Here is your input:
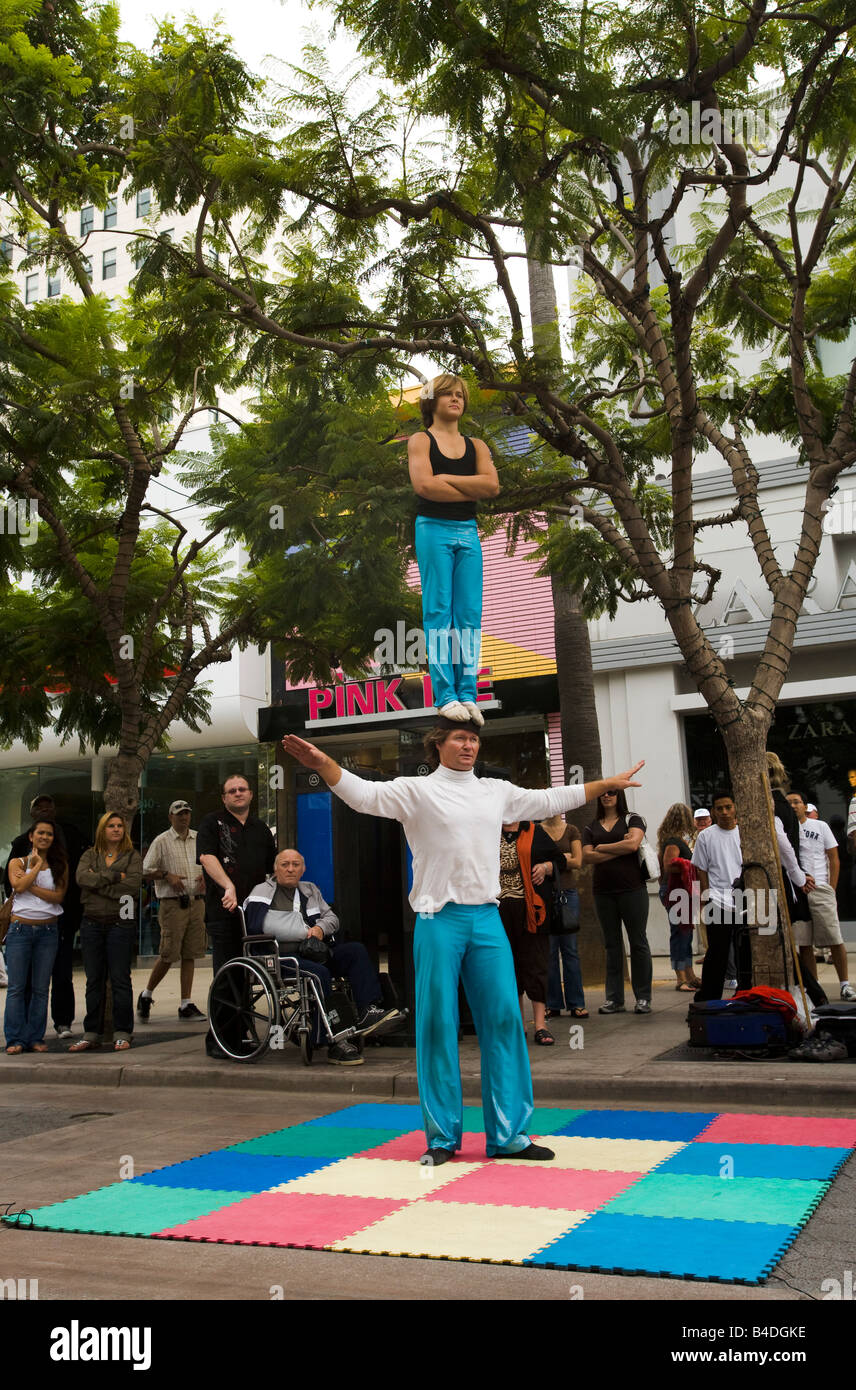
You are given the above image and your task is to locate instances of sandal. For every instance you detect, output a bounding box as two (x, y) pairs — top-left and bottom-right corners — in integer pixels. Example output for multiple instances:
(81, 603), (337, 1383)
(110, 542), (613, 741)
(30, 1042), (49, 1052)
(533, 1028), (555, 1046)
(688, 976), (702, 989)
(570, 1007), (589, 1018)
(5, 1044), (24, 1055)
(114, 1039), (131, 1051)
(675, 983), (695, 992)
(68, 1039), (99, 1052)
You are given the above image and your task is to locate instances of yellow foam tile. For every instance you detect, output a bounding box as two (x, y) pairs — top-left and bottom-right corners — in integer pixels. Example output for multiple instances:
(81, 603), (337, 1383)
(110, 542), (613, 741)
(271, 1157), (485, 1200)
(330, 1201), (589, 1262)
(531, 1137), (686, 1172)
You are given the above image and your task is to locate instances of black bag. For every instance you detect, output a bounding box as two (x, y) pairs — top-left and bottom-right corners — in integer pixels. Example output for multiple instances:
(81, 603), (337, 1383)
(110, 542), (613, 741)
(297, 936), (332, 966)
(550, 881), (580, 935)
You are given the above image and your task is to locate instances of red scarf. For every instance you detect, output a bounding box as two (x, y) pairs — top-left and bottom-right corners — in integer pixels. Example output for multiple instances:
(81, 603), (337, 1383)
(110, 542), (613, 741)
(515, 823), (547, 934)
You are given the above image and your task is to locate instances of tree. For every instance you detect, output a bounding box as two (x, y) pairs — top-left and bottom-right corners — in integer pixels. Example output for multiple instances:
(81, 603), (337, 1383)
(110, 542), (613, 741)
(119, 0), (856, 984)
(0, 0), (414, 815)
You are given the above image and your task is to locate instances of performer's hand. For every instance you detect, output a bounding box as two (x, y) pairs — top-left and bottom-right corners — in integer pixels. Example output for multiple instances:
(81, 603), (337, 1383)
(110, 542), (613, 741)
(608, 759), (645, 790)
(282, 735), (327, 770)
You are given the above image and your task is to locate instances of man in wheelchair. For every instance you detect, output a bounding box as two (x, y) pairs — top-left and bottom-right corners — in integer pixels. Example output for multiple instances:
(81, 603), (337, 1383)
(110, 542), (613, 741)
(244, 849), (403, 1065)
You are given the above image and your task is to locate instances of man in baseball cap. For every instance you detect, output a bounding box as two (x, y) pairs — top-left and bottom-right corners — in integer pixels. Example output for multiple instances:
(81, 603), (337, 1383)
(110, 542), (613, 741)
(139, 802), (207, 1021)
(693, 808), (711, 830)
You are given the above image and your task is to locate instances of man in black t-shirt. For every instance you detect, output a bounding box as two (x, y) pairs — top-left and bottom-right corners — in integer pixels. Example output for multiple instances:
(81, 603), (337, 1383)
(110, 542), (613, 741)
(196, 774), (276, 1055)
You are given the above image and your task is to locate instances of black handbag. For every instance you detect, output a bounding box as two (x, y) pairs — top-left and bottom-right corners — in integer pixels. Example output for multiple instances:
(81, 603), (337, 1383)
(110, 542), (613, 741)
(296, 936), (332, 966)
(550, 881), (580, 935)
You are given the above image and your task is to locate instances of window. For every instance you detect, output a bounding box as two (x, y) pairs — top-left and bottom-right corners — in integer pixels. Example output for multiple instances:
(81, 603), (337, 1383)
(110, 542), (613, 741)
(80, 206), (94, 236)
(131, 240), (149, 270)
(102, 247), (117, 280)
(25, 273), (38, 304)
(82, 255), (93, 281)
(47, 271), (61, 297)
(160, 227), (174, 242)
(27, 231), (39, 252)
(135, 189), (152, 218)
(0, 235), (12, 266)
(103, 197), (117, 230)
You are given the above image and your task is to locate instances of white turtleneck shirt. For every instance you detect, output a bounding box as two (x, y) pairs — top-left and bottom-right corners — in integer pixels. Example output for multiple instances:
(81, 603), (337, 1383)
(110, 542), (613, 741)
(332, 765), (587, 914)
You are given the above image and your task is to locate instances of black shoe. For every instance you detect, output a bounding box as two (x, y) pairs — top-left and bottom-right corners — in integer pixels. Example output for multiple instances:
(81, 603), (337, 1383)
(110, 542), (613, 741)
(136, 992), (152, 1021)
(419, 1147), (456, 1166)
(357, 1003), (404, 1038)
(327, 1041), (364, 1066)
(178, 1002), (206, 1021)
(634, 1000), (652, 1015)
(493, 1143), (555, 1161)
(598, 1000), (626, 1014)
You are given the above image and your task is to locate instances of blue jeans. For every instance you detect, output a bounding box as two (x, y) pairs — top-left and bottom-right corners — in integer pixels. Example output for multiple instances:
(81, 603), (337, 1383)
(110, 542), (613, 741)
(414, 903), (532, 1156)
(669, 921), (694, 972)
(4, 920), (59, 1047)
(80, 918), (134, 1042)
(547, 891), (584, 1009)
(414, 516), (483, 707)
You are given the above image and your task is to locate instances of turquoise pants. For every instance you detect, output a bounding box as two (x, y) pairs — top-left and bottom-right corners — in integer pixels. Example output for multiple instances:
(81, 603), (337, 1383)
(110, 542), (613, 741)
(414, 902), (533, 1155)
(414, 516), (482, 707)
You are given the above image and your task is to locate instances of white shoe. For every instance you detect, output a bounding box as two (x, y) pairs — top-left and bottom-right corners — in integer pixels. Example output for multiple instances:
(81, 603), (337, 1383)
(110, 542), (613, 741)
(840, 984), (856, 1002)
(463, 702), (484, 727)
(725, 978), (738, 991)
(437, 701), (470, 721)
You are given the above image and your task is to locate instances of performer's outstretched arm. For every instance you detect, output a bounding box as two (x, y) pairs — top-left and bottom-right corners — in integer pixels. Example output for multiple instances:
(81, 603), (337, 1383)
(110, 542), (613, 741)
(504, 761), (645, 823)
(282, 735), (343, 786)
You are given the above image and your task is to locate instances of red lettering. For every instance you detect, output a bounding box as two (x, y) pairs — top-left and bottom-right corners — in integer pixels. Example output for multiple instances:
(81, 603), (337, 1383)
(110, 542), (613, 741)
(376, 677), (404, 712)
(476, 666), (494, 702)
(346, 682), (376, 717)
(422, 673), (433, 707)
(308, 689), (333, 720)
(334, 685), (346, 717)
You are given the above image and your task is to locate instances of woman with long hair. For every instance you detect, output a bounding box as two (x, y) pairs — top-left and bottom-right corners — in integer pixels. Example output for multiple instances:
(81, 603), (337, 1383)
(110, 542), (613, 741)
(408, 375), (499, 724)
(70, 812), (143, 1052)
(4, 819), (68, 1053)
(656, 803), (700, 992)
(582, 789), (653, 1014)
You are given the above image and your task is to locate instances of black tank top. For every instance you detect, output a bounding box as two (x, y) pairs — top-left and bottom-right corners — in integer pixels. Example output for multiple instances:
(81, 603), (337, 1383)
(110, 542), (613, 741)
(414, 431), (478, 521)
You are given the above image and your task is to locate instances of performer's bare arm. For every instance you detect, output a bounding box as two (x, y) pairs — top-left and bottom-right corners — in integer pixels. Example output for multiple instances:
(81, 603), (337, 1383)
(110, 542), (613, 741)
(436, 438), (500, 498)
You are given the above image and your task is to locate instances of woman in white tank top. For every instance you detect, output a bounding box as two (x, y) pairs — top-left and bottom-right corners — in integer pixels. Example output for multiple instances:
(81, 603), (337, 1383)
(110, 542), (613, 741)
(4, 819), (68, 1053)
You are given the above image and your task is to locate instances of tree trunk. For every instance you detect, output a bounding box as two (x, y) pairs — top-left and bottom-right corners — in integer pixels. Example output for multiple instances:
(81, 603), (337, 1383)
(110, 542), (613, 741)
(721, 717), (789, 988)
(526, 252), (611, 988)
(104, 751), (144, 820)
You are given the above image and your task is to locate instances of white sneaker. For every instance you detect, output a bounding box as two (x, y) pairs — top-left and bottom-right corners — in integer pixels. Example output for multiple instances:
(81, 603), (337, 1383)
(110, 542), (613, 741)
(437, 701), (470, 721)
(725, 978), (738, 991)
(463, 701), (484, 727)
(840, 984), (856, 1002)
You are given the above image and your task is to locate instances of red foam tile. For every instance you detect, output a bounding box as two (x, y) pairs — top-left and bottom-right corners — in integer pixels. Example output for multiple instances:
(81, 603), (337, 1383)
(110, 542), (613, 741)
(420, 1165), (644, 1210)
(355, 1131), (488, 1161)
(699, 1114), (856, 1149)
(155, 1192), (406, 1247)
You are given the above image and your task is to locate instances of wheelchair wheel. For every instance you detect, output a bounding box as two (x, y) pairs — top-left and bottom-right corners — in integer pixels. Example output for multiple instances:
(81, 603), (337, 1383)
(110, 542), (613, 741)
(298, 1026), (313, 1066)
(208, 958), (280, 1062)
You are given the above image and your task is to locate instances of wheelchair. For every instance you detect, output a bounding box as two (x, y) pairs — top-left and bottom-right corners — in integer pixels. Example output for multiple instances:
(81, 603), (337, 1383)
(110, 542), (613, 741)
(207, 910), (378, 1065)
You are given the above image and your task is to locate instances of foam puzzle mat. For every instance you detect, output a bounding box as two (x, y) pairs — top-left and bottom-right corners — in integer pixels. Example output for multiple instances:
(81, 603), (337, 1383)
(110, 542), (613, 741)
(8, 1104), (856, 1284)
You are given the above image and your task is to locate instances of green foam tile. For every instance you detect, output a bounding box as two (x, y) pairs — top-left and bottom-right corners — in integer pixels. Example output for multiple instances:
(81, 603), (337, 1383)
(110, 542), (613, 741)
(27, 1183), (253, 1237)
(603, 1173), (829, 1227)
(226, 1127), (404, 1158)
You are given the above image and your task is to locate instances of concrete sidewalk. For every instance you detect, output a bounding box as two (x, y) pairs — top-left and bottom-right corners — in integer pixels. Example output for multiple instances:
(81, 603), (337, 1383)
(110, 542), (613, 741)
(2, 960), (855, 1110)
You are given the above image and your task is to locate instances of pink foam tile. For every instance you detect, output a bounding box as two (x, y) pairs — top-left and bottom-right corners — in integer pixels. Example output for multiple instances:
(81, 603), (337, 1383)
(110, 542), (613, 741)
(155, 1191), (407, 1248)
(354, 1131), (488, 1162)
(699, 1114), (856, 1149)
(420, 1164), (644, 1210)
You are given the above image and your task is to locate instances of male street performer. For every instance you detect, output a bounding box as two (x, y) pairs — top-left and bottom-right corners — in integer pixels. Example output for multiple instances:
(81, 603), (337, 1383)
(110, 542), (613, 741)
(283, 722), (643, 1165)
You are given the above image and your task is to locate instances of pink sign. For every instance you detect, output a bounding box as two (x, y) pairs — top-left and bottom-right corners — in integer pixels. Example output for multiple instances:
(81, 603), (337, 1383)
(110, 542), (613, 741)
(306, 669), (495, 724)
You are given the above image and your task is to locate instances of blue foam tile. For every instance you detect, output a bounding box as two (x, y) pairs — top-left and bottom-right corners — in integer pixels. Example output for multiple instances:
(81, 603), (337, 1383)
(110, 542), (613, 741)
(299, 1104), (424, 1130)
(525, 1212), (799, 1284)
(130, 1153), (329, 1191)
(657, 1142), (852, 1183)
(554, 1110), (719, 1142)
